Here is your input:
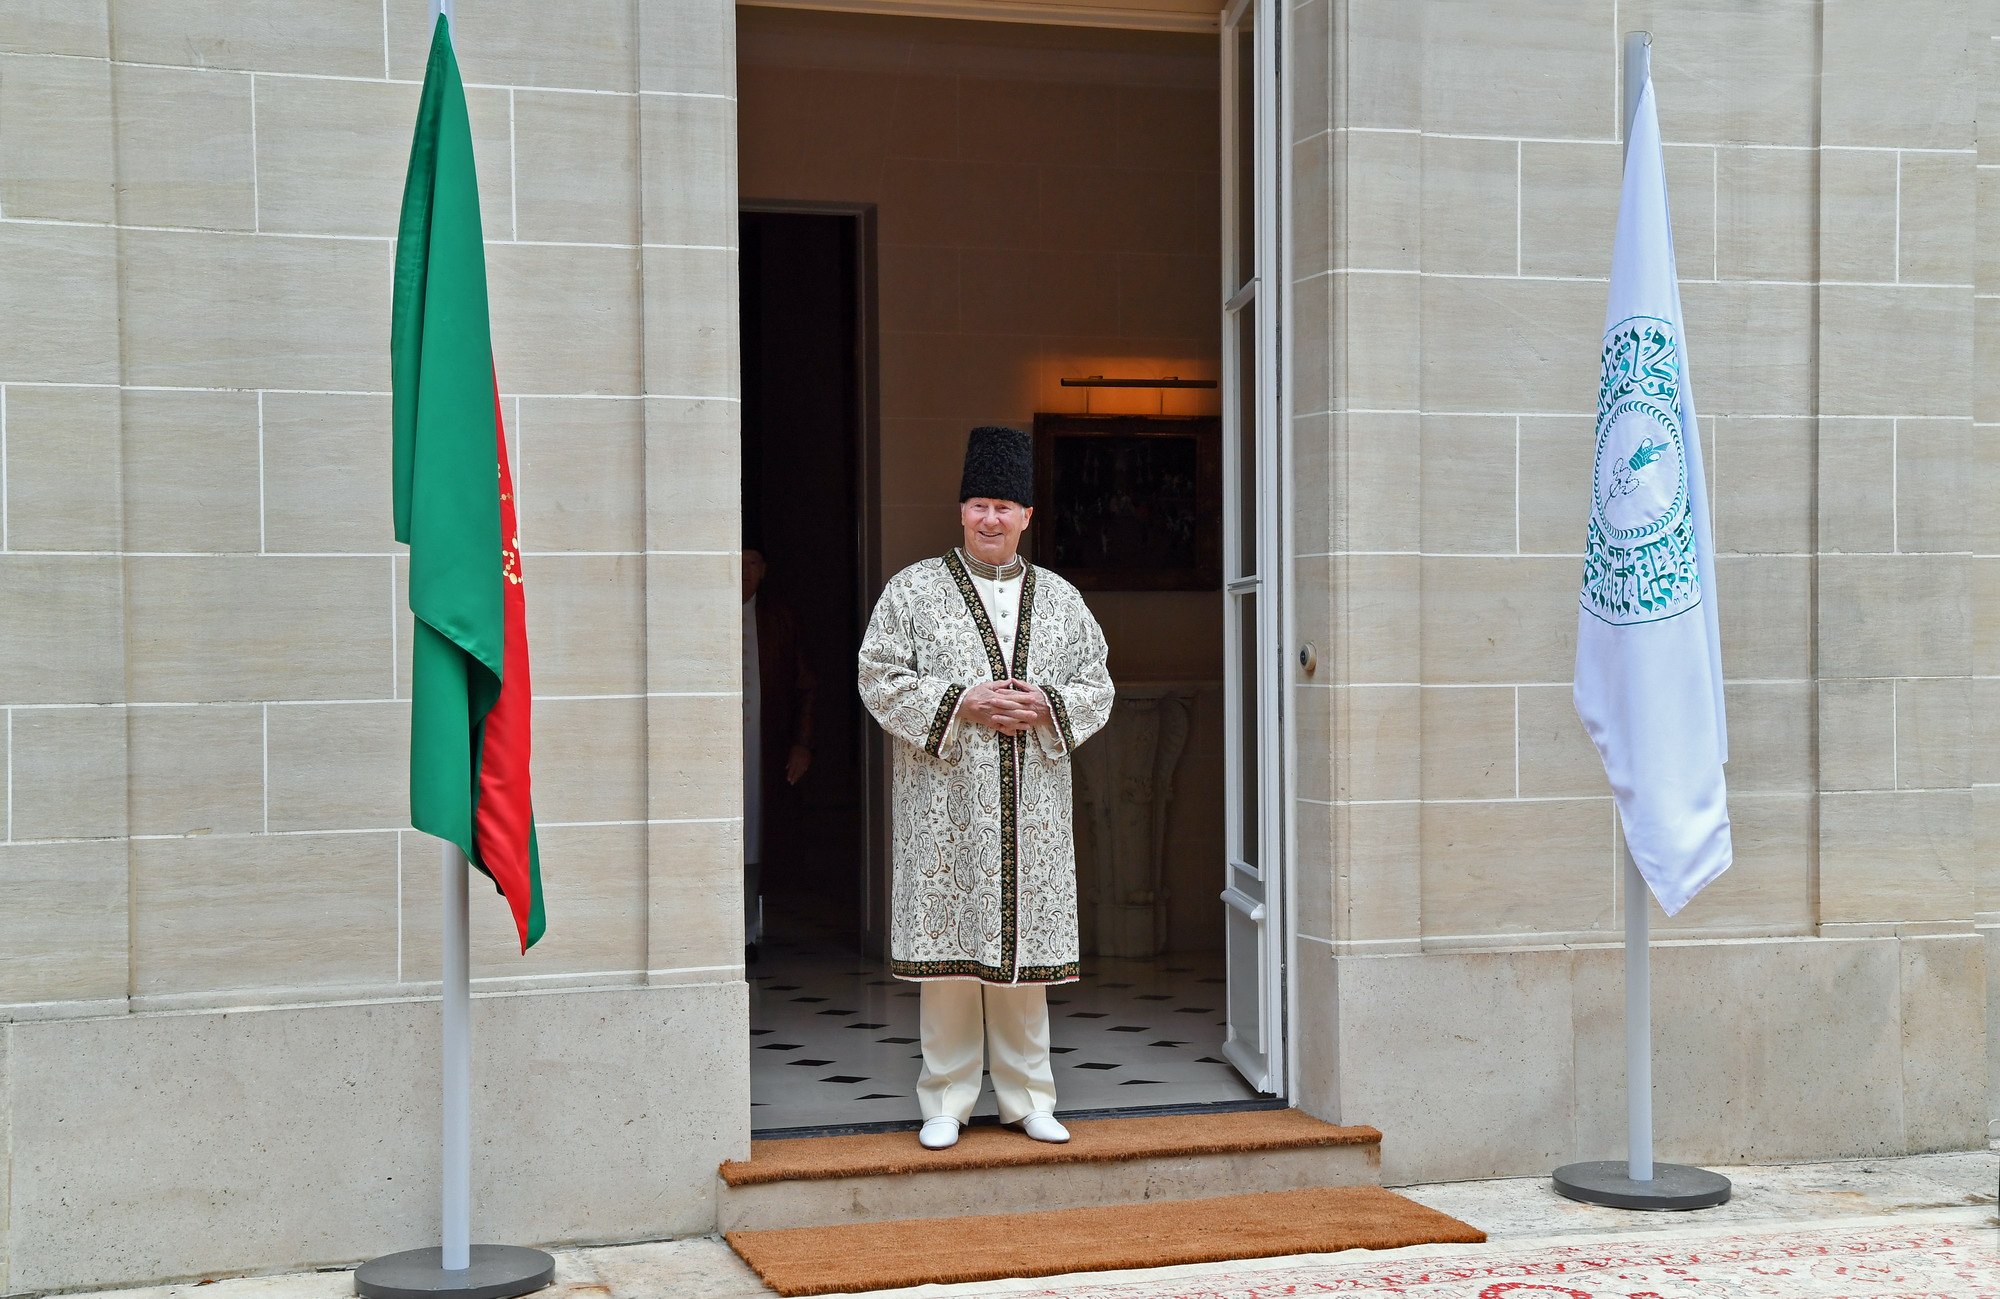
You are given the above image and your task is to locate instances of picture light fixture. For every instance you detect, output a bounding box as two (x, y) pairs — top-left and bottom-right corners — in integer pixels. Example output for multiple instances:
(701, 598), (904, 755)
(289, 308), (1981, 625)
(1059, 376), (1218, 389)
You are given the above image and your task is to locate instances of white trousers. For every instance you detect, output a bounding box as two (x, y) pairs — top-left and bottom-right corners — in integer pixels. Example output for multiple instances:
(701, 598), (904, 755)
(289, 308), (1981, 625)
(916, 980), (1058, 1124)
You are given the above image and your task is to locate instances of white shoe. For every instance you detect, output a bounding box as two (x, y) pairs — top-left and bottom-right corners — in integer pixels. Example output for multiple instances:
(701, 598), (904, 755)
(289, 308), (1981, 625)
(1019, 1112), (1069, 1143)
(918, 1117), (961, 1150)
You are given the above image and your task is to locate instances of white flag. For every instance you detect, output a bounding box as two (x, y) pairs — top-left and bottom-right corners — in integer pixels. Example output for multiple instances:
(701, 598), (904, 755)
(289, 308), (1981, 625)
(1573, 73), (1731, 917)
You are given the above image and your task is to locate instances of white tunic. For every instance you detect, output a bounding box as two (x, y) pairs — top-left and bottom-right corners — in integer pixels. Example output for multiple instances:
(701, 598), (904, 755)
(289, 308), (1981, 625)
(969, 561), (1021, 673)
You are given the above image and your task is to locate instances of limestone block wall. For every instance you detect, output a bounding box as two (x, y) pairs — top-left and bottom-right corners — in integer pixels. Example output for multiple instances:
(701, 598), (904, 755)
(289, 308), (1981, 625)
(1288, 0), (1991, 1181)
(0, 1), (745, 1289)
(1974, 4), (2000, 1150)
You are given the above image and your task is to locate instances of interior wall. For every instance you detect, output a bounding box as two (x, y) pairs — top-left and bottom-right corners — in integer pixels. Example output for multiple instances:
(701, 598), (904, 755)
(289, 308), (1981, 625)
(737, 7), (1227, 949)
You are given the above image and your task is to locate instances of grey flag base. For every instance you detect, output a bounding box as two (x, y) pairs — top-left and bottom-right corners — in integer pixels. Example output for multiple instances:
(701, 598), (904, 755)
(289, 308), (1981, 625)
(354, 1246), (555, 1299)
(355, 846), (553, 1299)
(1552, 1161), (1732, 1211)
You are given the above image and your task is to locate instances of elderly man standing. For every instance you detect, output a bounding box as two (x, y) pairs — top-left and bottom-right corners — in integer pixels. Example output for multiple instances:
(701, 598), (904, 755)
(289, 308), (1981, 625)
(858, 426), (1114, 1150)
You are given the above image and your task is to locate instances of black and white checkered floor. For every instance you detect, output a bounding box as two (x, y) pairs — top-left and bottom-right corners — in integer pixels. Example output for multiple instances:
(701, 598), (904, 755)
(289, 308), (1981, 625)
(748, 942), (1261, 1131)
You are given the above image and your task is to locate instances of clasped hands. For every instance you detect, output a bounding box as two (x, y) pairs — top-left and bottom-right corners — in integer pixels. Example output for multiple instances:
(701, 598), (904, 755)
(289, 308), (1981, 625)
(959, 679), (1053, 736)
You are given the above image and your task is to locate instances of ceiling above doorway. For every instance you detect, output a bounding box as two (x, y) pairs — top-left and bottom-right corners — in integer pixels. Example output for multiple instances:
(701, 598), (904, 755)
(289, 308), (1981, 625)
(737, 0), (1224, 35)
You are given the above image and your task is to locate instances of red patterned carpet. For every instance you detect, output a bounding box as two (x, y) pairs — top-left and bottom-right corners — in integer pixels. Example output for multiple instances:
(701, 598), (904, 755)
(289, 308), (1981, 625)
(975, 1217), (2000, 1299)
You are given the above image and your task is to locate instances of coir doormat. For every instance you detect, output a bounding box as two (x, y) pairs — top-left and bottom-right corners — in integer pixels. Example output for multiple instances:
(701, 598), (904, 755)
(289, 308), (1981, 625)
(725, 1184), (1484, 1296)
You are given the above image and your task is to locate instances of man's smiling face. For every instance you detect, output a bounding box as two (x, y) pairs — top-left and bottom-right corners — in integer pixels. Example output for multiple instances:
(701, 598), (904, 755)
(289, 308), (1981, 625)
(961, 497), (1032, 565)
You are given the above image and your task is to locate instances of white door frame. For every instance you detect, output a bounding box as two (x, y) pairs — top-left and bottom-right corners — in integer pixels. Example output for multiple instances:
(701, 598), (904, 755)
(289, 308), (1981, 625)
(1218, 0), (1290, 1098)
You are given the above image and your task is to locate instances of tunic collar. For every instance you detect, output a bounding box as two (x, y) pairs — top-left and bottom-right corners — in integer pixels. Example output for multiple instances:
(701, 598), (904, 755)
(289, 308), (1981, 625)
(943, 549), (1037, 684)
(956, 547), (1025, 583)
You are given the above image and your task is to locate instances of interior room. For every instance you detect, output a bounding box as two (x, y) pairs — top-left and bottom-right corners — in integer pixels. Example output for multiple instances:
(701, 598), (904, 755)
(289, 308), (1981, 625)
(736, 6), (1249, 1132)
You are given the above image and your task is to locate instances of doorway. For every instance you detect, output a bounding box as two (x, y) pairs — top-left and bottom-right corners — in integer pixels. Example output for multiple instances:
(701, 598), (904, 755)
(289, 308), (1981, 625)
(737, 4), (1279, 1135)
(739, 207), (873, 961)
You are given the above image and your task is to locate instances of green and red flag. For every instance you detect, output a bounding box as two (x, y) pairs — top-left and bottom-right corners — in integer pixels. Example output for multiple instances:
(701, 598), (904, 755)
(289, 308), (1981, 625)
(392, 13), (544, 951)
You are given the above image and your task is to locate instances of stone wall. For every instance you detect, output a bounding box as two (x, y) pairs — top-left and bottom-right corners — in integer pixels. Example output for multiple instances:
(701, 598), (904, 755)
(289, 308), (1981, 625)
(1287, 0), (1992, 1181)
(1975, 0), (2000, 1155)
(3, 0), (1997, 1284)
(0, 1), (746, 1288)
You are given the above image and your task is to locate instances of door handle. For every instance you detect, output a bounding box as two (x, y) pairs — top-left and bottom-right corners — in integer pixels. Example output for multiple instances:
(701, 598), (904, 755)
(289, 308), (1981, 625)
(1220, 886), (1265, 923)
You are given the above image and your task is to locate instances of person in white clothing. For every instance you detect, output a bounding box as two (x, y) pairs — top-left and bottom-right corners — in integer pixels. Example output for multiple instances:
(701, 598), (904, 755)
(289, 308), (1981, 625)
(857, 425), (1115, 1150)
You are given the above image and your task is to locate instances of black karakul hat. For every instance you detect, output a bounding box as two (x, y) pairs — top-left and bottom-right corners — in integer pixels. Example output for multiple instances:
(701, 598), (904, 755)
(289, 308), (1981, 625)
(958, 425), (1034, 507)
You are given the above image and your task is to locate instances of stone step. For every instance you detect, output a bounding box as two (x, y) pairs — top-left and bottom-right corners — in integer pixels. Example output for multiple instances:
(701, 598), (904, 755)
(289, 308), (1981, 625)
(717, 1107), (1381, 1231)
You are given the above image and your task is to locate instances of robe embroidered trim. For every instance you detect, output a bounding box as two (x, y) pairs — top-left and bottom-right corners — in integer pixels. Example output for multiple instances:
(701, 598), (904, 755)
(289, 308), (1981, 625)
(997, 720), (1019, 977)
(943, 548), (1011, 681)
(891, 958), (1082, 982)
(1016, 565), (1038, 677)
(925, 683), (965, 758)
(1044, 684), (1076, 752)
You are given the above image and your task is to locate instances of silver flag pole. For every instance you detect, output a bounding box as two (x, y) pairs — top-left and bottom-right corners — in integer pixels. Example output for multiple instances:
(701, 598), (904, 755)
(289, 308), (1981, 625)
(355, 5), (554, 1293)
(1618, 32), (1658, 1193)
(440, 841), (472, 1270)
(1551, 33), (1734, 1213)
(1623, 846), (1653, 1182)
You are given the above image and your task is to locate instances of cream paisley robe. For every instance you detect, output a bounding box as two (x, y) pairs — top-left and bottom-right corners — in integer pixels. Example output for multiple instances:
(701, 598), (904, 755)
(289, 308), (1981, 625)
(858, 551), (1114, 985)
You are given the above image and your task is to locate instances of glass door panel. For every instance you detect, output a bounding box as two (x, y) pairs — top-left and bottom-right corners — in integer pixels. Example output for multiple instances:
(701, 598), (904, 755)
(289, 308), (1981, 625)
(1219, 0), (1280, 1096)
(1233, 590), (1260, 871)
(1235, 301), (1259, 562)
(1231, 8), (1256, 287)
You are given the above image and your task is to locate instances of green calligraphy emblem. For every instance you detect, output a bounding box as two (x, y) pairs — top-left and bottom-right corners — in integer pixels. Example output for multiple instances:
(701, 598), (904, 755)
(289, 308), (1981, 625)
(1582, 317), (1700, 626)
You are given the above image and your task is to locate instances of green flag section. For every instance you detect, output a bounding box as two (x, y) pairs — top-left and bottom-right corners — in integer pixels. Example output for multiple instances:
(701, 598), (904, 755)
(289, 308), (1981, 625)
(392, 14), (544, 951)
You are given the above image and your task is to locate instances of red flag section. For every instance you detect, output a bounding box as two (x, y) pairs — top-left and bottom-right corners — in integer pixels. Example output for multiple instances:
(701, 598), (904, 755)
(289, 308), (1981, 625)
(475, 384), (539, 948)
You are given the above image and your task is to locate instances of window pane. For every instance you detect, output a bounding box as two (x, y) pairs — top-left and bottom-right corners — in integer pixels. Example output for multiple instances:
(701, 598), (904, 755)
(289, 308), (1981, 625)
(1236, 590), (1259, 869)
(1233, 17), (1256, 288)
(1235, 301), (1258, 569)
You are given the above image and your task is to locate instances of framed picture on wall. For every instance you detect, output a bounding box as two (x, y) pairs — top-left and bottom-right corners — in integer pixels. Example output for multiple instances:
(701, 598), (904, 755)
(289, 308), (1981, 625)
(1030, 413), (1222, 591)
